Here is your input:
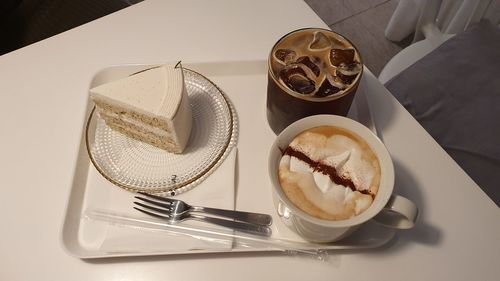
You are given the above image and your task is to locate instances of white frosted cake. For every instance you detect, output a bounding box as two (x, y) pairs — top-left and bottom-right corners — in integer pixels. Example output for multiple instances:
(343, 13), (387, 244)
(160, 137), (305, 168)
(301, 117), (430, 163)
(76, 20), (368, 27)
(90, 64), (192, 153)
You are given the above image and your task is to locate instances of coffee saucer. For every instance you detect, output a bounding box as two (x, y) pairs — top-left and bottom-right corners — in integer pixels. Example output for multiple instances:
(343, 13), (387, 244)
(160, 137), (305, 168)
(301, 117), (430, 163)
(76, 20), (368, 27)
(85, 68), (238, 195)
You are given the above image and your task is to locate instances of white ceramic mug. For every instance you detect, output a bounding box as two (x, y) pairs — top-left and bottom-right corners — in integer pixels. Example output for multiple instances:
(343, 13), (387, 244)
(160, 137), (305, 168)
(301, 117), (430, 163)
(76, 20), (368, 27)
(268, 115), (418, 243)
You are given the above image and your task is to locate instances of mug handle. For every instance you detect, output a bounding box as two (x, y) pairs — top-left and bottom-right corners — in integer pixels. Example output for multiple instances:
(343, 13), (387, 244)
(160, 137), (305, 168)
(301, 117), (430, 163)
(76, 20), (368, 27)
(373, 195), (418, 229)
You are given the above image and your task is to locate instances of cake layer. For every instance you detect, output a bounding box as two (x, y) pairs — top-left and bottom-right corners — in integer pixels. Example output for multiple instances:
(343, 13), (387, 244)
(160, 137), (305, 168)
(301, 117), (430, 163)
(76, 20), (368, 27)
(99, 111), (173, 139)
(94, 100), (169, 130)
(103, 116), (181, 153)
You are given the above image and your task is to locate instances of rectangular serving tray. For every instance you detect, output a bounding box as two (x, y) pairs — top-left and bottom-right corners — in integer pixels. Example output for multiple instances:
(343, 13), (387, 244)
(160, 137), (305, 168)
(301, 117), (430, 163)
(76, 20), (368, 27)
(61, 61), (395, 259)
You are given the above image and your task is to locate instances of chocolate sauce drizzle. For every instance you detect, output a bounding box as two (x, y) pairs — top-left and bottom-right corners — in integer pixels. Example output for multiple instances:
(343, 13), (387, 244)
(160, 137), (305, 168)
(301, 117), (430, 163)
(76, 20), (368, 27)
(283, 146), (372, 196)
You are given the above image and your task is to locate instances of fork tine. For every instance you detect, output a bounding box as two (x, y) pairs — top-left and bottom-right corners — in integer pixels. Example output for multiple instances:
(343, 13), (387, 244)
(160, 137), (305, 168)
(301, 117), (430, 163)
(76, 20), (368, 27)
(135, 196), (173, 210)
(134, 201), (174, 217)
(138, 192), (176, 203)
(133, 207), (171, 220)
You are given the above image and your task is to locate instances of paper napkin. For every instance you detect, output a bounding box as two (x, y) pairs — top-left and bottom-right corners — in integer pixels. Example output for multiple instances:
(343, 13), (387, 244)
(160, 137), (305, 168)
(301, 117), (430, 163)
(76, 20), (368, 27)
(91, 148), (237, 254)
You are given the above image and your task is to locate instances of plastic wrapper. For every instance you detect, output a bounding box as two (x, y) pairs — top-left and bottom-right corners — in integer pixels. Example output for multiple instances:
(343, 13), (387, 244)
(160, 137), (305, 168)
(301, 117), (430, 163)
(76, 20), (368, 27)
(84, 209), (331, 262)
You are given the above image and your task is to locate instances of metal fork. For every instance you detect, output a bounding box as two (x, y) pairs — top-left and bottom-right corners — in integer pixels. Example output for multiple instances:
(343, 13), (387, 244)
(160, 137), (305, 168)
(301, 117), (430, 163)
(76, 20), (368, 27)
(133, 201), (272, 236)
(136, 192), (273, 226)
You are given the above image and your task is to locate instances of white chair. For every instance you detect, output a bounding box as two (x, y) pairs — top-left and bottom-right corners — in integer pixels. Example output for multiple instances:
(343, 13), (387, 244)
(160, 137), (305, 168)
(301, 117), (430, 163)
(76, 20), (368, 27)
(379, 0), (499, 84)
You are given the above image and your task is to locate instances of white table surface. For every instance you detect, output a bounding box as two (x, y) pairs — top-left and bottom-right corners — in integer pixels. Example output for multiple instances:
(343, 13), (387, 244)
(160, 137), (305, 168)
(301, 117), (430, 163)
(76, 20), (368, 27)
(1, 0), (499, 280)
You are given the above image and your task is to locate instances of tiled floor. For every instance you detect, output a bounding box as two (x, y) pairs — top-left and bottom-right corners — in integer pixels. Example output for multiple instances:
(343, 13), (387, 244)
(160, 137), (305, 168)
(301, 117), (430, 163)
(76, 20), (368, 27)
(305, 0), (410, 76)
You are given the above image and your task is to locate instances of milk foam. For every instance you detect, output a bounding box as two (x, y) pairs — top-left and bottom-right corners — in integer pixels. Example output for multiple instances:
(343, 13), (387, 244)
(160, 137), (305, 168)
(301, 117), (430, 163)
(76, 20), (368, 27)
(278, 128), (379, 219)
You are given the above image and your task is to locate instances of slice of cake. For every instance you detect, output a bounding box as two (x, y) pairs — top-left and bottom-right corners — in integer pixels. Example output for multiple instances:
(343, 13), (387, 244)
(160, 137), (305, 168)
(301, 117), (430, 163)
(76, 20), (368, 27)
(90, 63), (192, 153)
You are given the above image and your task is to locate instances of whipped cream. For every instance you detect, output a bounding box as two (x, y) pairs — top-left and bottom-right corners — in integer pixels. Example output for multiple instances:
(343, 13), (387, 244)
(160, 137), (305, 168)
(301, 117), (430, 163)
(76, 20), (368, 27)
(278, 127), (380, 219)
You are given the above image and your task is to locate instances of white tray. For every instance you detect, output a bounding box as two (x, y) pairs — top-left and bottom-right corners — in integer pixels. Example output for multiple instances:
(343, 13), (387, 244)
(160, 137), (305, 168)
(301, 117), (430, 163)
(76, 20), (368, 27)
(61, 61), (395, 259)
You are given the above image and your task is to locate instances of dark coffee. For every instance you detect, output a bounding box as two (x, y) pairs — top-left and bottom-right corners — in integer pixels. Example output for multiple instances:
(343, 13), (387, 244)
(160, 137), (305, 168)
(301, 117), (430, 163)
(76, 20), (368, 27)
(267, 28), (363, 134)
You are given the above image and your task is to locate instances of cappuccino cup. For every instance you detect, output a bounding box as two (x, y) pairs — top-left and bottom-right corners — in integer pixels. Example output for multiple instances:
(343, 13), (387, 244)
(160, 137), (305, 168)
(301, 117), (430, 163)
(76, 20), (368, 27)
(268, 115), (418, 242)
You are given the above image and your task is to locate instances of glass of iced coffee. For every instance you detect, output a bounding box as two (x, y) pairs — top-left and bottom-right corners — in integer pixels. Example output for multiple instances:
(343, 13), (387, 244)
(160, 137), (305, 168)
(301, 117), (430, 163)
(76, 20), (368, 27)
(267, 28), (363, 134)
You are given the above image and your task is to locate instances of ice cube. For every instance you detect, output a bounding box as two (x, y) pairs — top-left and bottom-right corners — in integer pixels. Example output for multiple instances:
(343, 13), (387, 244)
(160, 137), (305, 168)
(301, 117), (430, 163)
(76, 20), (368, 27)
(326, 73), (348, 91)
(279, 65), (316, 95)
(296, 56), (320, 77)
(309, 31), (331, 50)
(329, 48), (355, 66)
(316, 78), (340, 97)
(274, 48), (296, 64)
(337, 62), (362, 75)
(337, 73), (356, 84)
(335, 63), (361, 84)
